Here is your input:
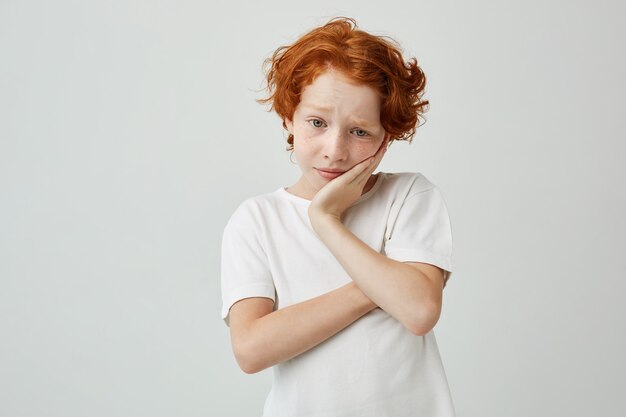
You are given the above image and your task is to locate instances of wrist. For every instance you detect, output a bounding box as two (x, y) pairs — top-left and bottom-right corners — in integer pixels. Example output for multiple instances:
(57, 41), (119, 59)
(308, 209), (341, 234)
(347, 282), (377, 313)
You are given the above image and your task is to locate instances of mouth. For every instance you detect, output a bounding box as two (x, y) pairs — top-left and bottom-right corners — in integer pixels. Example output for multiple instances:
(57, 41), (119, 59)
(315, 168), (345, 180)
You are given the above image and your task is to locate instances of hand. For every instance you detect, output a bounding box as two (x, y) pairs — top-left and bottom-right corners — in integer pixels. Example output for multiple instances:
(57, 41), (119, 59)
(309, 137), (389, 224)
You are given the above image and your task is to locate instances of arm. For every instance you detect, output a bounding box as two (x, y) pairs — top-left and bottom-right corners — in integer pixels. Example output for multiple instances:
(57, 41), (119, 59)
(306, 139), (443, 335)
(228, 281), (377, 374)
(310, 215), (444, 336)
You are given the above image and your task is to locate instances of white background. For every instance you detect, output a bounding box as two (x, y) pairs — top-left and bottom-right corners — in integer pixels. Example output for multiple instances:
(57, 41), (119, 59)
(1, 1), (624, 416)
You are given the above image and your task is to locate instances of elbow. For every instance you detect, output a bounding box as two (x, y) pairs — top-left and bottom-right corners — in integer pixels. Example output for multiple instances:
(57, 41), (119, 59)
(234, 343), (265, 374)
(240, 360), (263, 375)
(235, 353), (262, 375)
(408, 322), (435, 337)
(235, 353), (258, 374)
(406, 301), (442, 336)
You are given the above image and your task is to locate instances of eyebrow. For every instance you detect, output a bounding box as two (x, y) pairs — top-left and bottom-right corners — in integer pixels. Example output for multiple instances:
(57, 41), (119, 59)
(302, 104), (333, 113)
(301, 104), (378, 128)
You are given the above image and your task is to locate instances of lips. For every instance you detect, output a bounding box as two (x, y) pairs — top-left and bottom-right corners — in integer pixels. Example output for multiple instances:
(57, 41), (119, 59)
(317, 168), (345, 173)
(316, 168), (345, 180)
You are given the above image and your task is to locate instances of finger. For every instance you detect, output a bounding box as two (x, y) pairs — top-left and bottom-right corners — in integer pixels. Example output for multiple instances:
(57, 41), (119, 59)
(345, 157), (374, 184)
(379, 137), (390, 156)
(370, 138), (387, 161)
(346, 137), (389, 185)
(354, 139), (387, 184)
(367, 139), (388, 172)
(352, 157), (377, 186)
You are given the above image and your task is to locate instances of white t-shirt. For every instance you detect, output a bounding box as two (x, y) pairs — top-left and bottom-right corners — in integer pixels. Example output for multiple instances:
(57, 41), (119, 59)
(221, 172), (456, 417)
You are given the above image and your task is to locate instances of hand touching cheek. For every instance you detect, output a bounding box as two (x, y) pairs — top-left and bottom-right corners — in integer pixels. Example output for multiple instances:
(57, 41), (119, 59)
(308, 137), (389, 225)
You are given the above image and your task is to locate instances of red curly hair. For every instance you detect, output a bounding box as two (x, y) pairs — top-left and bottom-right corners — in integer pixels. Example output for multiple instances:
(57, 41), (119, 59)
(256, 17), (429, 151)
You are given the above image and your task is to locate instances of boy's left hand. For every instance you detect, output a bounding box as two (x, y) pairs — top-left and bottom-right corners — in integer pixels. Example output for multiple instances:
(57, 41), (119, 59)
(309, 137), (389, 224)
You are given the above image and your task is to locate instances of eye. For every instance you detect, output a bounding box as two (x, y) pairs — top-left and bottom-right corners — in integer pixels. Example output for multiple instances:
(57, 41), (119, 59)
(308, 119), (326, 128)
(353, 129), (369, 138)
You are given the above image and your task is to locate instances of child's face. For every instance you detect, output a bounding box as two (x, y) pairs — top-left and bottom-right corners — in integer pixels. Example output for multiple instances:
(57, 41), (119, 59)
(285, 69), (388, 200)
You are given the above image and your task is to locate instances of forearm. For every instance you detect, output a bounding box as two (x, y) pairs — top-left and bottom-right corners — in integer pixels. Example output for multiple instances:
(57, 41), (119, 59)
(310, 214), (437, 335)
(244, 282), (377, 374)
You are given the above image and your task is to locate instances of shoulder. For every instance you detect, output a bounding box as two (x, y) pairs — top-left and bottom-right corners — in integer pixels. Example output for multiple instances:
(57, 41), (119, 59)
(224, 189), (289, 230)
(232, 188), (285, 215)
(380, 171), (438, 196)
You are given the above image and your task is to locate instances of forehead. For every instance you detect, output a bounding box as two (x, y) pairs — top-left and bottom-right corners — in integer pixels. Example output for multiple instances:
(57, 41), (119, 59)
(298, 70), (382, 120)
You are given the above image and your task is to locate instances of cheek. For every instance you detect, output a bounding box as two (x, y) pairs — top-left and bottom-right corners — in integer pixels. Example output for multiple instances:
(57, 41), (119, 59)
(293, 139), (314, 163)
(298, 124), (319, 142)
(352, 141), (380, 159)
(292, 123), (314, 143)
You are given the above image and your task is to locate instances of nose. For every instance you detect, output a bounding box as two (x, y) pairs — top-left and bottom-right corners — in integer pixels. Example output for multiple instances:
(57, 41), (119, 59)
(323, 129), (349, 161)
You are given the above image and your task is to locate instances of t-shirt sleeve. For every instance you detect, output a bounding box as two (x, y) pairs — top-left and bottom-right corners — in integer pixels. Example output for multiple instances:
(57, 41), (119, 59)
(383, 185), (454, 287)
(220, 202), (276, 327)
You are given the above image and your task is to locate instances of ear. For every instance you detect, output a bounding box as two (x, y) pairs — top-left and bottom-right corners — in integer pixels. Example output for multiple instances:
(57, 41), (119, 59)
(285, 119), (294, 135)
